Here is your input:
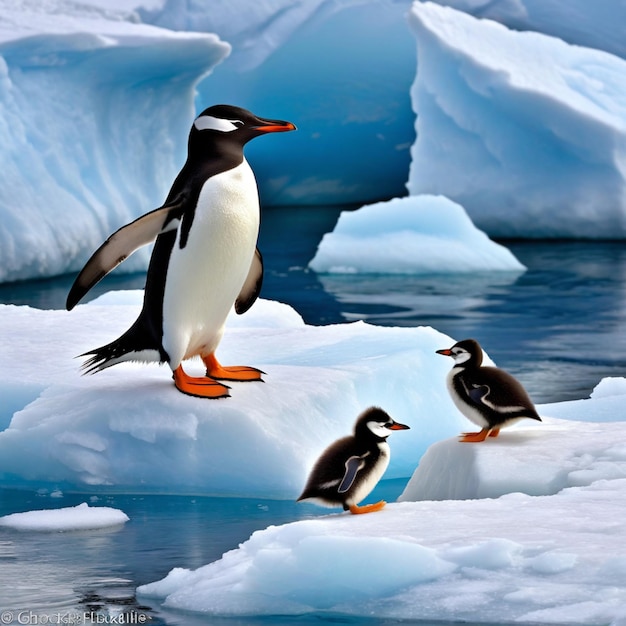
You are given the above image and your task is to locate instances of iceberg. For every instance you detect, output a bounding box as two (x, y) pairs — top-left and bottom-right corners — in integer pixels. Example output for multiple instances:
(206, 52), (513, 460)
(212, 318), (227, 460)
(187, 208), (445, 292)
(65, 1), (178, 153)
(3, 0), (626, 284)
(0, 0), (230, 284)
(138, 389), (626, 624)
(407, 2), (626, 238)
(308, 194), (525, 274)
(0, 502), (129, 532)
(143, 0), (626, 209)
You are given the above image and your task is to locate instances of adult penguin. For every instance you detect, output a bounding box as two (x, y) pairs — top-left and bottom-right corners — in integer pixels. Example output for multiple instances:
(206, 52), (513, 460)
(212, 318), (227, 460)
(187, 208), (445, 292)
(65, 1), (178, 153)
(66, 105), (296, 398)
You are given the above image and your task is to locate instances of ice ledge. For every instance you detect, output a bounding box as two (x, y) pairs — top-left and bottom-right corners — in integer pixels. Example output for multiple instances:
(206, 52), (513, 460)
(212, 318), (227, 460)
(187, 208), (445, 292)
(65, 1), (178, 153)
(399, 414), (626, 502)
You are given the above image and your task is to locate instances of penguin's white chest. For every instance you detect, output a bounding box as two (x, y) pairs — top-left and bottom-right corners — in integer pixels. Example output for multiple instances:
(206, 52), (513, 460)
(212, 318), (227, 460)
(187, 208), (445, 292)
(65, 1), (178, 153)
(162, 160), (260, 366)
(446, 369), (489, 428)
(348, 442), (390, 506)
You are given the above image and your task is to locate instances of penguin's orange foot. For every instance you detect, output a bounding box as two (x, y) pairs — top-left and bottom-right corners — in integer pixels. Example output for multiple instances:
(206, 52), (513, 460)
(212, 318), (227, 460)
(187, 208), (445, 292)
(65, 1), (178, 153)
(349, 501), (386, 515)
(173, 366), (231, 399)
(202, 354), (265, 382)
(459, 428), (492, 443)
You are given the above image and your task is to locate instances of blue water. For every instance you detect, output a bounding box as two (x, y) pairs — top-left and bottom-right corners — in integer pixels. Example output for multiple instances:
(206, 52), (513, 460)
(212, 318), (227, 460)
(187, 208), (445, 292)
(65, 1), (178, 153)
(1, 204), (625, 624)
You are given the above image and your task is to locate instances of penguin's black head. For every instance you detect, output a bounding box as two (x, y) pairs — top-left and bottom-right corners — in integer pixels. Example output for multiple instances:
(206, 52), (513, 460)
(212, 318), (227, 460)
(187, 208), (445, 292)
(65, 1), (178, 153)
(191, 104), (296, 146)
(354, 407), (410, 442)
(436, 338), (483, 367)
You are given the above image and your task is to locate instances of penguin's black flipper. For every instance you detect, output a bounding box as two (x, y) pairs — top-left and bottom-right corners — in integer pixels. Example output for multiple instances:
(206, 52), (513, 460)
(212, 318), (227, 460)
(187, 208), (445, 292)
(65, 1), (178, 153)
(66, 199), (186, 311)
(338, 455), (365, 494)
(468, 383), (490, 407)
(235, 248), (264, 314)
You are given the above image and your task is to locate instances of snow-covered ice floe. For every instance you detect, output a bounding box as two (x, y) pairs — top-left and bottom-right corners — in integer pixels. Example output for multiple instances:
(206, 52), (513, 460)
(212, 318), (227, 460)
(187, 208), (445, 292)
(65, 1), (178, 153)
(0, 294), (466, 496)
(0, 502), (128, 532)
(139, 393), (626, 624)
(3, 291), (626, 622)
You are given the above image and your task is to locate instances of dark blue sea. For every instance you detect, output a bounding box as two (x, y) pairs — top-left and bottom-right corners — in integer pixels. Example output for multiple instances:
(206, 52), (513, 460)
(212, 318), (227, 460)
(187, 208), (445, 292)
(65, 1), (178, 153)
(1, 204), (625, 625)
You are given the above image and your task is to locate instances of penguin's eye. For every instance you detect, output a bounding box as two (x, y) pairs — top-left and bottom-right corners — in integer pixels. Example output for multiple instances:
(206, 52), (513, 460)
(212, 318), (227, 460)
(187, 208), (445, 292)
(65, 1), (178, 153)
(194, 116), (244, 133)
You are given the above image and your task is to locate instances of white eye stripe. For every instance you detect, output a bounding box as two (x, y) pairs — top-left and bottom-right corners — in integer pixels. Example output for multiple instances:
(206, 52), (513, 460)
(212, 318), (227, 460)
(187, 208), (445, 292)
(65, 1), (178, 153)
(194, 116), (243, 133)
(366, 421), (391, 438)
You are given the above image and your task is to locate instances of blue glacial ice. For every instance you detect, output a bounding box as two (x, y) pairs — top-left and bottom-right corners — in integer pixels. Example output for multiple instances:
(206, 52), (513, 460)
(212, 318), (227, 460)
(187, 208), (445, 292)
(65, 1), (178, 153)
(0, 1), (230, 283)
(2, 1), (626, 283)
(407, 2), (626, 238)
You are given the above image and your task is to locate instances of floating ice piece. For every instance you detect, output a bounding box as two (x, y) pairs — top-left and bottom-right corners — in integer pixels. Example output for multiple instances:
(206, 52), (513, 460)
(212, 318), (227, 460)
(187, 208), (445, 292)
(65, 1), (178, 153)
(309, 195), (524, 274)
(0, 502), (129, 531)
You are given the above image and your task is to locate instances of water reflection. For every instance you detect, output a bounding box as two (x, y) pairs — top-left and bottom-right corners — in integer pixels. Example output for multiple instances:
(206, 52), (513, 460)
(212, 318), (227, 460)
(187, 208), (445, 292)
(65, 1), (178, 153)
(316, 271), (523, 325)
(314, 241), (626, 403)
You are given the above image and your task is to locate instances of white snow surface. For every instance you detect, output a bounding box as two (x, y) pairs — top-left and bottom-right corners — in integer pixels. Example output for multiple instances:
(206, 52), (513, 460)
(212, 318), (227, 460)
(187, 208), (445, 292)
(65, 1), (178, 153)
(0, 502), (129, 531)
(138, 400), (626, 623)
(408, 2), (626, 238)
(0, 293), (465, 496)
(309, 194), (525, 274)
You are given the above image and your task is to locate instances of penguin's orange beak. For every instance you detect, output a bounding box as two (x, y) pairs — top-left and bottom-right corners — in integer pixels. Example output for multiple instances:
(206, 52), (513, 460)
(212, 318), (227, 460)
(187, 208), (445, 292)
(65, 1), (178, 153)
(255, 120), (297, 133)
(388, 421), (410, 431)
(436, 348), (453, 356)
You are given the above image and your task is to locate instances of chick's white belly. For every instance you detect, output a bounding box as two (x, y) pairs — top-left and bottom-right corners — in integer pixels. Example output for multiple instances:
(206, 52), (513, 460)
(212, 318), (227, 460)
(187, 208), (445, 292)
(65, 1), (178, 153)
(447, 370), (489, 428)
(347, 444), (390, 506)
(162, 164), (259, 366)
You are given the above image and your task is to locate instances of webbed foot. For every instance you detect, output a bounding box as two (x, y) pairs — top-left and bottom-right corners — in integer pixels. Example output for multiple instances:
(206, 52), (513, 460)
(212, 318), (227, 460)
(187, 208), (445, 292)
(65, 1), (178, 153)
(459, 428), (497, 443)
(173, 365), (231, 399)
(348, 501), (386, 514)
(202, 354), (265, 382)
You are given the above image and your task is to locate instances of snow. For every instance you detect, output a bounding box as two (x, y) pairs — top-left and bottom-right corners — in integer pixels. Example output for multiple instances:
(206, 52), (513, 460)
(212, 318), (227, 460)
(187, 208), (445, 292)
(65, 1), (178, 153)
(0, 502), (129, 531)
(0, 294), (464, 496)
(407, 2), (626, 238)
(309, 194), (525, 274)
(138, 388), (626, 624)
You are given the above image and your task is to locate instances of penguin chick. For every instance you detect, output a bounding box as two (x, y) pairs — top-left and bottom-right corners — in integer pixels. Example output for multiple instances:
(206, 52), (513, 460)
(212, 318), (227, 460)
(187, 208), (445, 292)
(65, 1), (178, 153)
(297, 407), (410, 514)
(436, 338), (541, 442)
(66, 104), (296, 399)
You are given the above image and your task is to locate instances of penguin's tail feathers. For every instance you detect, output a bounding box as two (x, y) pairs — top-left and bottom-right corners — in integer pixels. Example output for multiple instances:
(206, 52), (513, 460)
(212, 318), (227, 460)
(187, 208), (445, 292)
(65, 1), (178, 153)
(79, 344), (127, 375)
(78, 330), (163, 375)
